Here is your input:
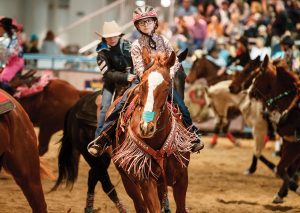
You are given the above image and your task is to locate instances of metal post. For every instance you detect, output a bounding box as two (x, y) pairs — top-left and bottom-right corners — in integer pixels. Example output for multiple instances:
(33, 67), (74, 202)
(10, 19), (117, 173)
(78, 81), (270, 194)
(168, 0), (175, 26)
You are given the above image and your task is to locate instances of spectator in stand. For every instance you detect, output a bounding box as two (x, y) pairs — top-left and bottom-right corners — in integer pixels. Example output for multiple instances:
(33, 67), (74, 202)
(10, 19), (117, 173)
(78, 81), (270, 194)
(28, 34), (39, 53)
(183, 14), (207, 50)
(206, 13), (224, 39)
(250, 36), (271, 61)
(156, 20), (173, 40)
(40, 30), (61, 55)
(218, 0), (230, 27)
(201, 2), (218, 23)
(175, 0), (197, 17)
(225, 11), (244, 41)
(286, 0), (300, 33)
(229, 0), (250, 24)
(270, 1), (290, 37)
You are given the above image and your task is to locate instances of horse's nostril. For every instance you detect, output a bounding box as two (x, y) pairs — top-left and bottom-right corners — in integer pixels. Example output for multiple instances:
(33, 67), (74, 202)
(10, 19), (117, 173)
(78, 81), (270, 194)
(150, 125), (154, 132)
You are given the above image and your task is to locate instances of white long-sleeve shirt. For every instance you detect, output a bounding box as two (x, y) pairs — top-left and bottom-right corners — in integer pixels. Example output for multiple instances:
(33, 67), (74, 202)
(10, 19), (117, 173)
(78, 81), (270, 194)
(131, 33), (181, 78)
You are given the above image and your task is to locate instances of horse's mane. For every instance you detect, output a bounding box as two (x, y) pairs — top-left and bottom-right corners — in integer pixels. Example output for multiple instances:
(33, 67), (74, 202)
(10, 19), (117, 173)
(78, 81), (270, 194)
(202, 55), (221, 69)
(275, 60), (300, 89)
(142, 52), (170, 81)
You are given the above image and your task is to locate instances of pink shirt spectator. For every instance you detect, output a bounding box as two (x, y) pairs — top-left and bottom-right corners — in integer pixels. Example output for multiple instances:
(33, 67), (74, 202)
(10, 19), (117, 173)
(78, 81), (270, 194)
(183, 15), (207, 40)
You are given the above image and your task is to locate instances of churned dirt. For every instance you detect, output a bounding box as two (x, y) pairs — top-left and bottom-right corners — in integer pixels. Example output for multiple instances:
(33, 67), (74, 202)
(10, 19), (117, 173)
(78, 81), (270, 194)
(1, 131), (300, 213)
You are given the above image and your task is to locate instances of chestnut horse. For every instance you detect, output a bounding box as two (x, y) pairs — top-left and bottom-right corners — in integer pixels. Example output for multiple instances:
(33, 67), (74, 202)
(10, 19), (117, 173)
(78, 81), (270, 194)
(111, 49), (196, 213)
(18, 79), (89, 155)
(186, 55), (239, 147)
(0, 89), (47, 213)
(186, 56), (231, 86)
(250, 55), (300, 203)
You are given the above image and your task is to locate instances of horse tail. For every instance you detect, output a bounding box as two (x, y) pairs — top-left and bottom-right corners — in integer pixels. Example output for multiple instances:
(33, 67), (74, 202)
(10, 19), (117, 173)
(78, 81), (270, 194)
(51, 108), (80, 191)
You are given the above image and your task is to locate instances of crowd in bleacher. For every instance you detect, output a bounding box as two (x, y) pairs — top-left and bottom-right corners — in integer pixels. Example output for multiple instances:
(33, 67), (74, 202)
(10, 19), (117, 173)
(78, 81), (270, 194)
(154, 0), (300, 74)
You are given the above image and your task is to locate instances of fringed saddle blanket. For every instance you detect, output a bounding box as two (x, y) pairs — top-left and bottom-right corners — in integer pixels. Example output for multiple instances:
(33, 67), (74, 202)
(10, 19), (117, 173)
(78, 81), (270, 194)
(112, 107), (198, 180)
(0, 92), (15, 115)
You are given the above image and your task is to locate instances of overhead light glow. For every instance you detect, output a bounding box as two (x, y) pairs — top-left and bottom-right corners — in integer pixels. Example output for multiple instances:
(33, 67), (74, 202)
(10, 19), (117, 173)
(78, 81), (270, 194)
(136, 0), (145, 7)
(161, 0), (171, 7)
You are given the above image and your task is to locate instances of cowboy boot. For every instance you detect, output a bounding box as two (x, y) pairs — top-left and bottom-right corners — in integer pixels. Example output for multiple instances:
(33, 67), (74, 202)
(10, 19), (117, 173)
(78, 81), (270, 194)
(190, 125), (204, 152)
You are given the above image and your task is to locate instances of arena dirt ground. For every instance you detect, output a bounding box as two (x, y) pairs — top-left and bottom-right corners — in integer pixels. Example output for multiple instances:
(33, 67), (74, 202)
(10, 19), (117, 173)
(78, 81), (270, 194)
(1, 131), (300, 213)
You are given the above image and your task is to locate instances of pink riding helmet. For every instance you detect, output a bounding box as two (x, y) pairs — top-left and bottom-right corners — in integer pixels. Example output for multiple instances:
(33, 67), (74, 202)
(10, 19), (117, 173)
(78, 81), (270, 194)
(132, 5), (158, 24)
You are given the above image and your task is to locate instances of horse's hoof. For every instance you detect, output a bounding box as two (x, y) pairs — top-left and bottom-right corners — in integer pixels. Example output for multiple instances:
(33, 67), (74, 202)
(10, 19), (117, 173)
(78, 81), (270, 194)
(234, 140), (241, 147)
(272, 194), (284, 204)
(273, 167), (279, 177)
(84, 207), (93, 213)
(243, 170), (253, 176)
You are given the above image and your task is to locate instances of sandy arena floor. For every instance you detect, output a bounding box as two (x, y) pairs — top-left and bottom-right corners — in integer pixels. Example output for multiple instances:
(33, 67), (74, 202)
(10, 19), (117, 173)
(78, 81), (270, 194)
(1, 131), (300, 213)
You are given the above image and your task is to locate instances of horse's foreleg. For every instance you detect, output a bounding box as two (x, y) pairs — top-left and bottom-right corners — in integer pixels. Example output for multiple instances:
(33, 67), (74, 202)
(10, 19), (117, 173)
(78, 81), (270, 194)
(210, 120), (221, 147)
(5, 152), (47, 213)
(274, 142), (300, 203)
(244, 155), (258, 175)
(140, 178), (161, 213)
(172, 168), (188, 213)
(118, 170), (147, 213)
(287, 156), (300, 195)
(223, 122), (239, 146)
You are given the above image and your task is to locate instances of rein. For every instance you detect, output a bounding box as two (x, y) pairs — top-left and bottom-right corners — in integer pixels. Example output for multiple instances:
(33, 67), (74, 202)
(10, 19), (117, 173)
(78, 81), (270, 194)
(266, 89), (296, 108)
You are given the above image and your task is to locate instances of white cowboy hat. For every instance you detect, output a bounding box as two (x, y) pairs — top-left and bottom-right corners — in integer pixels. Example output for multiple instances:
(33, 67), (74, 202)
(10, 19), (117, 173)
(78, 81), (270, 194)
(95, 21), (123, 38)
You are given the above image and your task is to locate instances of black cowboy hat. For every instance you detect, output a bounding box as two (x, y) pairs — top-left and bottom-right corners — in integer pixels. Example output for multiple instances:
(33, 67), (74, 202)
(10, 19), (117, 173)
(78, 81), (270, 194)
(0, 17), (13, 30)
(280, 35), (294, 47)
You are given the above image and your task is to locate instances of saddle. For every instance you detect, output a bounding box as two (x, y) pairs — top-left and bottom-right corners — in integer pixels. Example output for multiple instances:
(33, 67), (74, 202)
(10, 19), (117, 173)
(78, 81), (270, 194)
(75, 90), (101, 127)
(0, 91), (15, 115)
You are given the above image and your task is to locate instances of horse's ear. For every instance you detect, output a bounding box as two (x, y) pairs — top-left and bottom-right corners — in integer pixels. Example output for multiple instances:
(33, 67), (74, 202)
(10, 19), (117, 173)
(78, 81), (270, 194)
(142, 47), (151, 65)
(254, 56), (260, 63)
(261, 55), (269, 72)
(167, 51), (176, 68)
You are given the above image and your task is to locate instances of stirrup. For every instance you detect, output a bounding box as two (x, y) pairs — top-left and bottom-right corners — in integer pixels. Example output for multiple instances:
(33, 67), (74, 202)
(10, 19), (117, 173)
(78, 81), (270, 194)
(87, 136), (107, 157)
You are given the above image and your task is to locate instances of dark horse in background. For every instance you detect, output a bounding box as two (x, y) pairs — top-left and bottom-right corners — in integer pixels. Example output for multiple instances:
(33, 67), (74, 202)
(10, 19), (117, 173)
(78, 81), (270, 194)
(51, 88), (127, 212)
(0, 89), (47, 213)
(186, 55), (240, 147)
(250, 56), (300, 203)
(1, 74), (90, 155)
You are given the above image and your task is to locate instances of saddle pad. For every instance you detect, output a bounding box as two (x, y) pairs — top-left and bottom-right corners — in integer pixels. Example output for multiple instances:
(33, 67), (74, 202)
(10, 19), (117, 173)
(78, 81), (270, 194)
(0, 91), (9, 103)
(75, 90), (101, 127)
(0, 92), (15, 115)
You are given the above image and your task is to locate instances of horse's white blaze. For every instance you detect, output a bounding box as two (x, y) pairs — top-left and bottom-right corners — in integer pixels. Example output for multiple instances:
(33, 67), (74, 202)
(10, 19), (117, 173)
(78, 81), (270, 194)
(144, 71), (164, 113)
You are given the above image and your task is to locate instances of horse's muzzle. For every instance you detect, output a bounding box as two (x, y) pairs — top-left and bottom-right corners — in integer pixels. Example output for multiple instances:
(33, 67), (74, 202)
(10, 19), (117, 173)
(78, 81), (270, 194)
(139, 121), (156, 138)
